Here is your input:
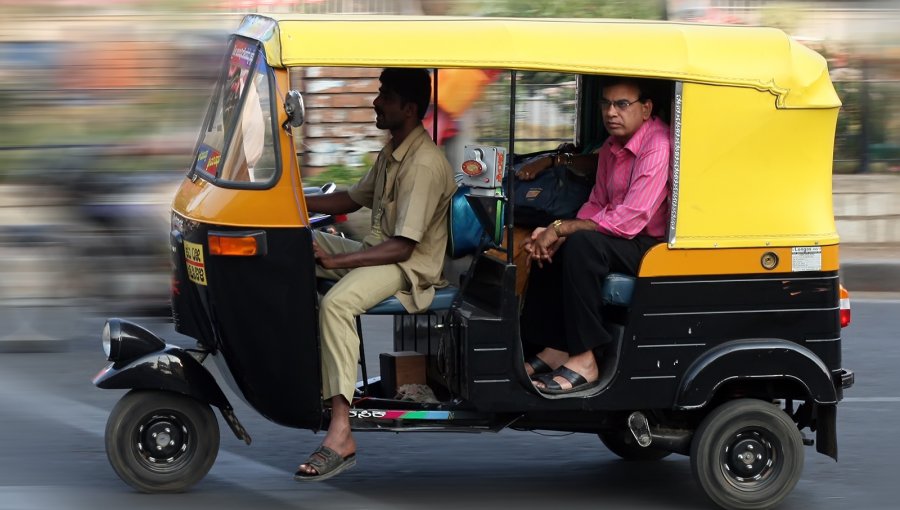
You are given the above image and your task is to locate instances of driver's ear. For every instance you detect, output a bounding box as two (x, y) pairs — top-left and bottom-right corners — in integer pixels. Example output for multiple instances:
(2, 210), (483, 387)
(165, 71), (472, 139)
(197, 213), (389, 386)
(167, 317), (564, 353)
(403, 101), (418, 120)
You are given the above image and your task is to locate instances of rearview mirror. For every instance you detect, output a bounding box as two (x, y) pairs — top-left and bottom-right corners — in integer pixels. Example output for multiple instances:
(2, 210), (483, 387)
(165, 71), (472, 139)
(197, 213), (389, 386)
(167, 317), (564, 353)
(284, 90), (305, 128)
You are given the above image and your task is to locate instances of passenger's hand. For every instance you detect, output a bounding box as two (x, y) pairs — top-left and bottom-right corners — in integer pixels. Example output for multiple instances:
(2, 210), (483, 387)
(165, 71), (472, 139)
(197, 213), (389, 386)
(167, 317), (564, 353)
(521, 232), (537, 265)
(525, 227), (564, 268)
(533, 227), (564, 264)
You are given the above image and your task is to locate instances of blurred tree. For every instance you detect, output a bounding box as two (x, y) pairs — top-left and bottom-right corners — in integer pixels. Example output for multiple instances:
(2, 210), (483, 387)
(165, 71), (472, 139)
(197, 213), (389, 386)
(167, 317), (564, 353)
(480, 0), (665, 85)
(482, 0), (664, 20)
(760, 4), (805, 35)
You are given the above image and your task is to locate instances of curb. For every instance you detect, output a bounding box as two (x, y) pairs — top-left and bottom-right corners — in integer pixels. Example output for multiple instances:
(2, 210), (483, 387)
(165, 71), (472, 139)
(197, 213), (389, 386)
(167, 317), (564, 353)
(840, 260), (900, 294)
(0, 338), (70, 353)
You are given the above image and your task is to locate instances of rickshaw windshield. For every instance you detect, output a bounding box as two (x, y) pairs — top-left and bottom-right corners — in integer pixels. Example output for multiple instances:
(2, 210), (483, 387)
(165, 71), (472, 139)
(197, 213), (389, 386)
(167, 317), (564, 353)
(191, 37), (278, 187)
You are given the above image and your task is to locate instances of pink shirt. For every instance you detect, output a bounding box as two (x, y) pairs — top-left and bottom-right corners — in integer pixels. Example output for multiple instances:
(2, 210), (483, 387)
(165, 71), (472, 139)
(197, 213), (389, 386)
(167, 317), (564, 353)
(576, 116), (670, 239)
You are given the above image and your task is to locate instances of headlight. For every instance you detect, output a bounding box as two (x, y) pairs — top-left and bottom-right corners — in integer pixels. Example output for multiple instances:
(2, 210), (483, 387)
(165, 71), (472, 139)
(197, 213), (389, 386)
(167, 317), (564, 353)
(101, 319), (166, 363)
(101, 321), (112, 358)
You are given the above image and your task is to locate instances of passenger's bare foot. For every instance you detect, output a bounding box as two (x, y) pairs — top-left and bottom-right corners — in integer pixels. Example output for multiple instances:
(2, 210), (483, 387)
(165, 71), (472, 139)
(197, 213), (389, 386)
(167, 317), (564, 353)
(533, 350), (599, 391)
(524, 347), (569, 376)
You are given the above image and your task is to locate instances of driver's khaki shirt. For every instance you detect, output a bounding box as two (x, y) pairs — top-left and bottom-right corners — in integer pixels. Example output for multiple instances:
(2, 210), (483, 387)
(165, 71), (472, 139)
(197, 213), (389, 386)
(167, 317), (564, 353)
(348, 125), (456, 312)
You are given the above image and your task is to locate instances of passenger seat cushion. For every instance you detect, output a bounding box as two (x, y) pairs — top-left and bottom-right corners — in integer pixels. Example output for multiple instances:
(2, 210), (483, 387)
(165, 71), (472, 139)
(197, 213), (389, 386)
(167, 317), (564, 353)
(601, 273), (636, 306)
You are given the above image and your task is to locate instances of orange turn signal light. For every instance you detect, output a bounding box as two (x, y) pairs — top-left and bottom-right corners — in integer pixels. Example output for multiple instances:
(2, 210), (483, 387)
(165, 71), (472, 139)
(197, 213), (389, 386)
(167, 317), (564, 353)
(208, 234), (258, 256)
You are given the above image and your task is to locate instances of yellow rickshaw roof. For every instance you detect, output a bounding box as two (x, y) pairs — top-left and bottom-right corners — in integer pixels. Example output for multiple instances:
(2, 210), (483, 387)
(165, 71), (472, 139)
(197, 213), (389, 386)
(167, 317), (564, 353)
(235, 14), (839, 109)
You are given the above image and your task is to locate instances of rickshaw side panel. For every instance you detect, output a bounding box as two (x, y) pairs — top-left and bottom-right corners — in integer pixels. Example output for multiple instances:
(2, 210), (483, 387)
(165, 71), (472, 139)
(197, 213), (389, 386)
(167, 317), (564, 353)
(599, 268), (841, 407)
(673, 83), (839, 249)
(172, 222), (323, 430)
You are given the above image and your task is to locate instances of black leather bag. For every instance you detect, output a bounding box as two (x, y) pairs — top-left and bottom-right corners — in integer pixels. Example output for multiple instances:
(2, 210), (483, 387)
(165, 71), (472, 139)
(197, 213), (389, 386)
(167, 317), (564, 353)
(511, 158), (593, 228)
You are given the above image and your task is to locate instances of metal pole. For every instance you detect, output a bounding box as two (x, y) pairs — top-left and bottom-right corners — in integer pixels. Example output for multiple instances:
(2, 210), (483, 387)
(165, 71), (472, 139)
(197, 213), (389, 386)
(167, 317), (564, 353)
(432, 68), (439, 144)
(859, 58), (870, 174)
(506, 70), (517, 264)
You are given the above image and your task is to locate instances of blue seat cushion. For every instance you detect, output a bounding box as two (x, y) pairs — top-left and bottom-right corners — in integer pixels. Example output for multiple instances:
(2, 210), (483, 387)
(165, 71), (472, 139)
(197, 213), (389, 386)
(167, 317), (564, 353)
(317, 279), (458, 315)
(601, 272), (636, 307)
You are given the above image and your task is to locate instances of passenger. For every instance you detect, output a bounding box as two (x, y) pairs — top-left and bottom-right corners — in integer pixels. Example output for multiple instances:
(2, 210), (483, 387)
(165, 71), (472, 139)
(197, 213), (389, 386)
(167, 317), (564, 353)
(520, 77), (671, 395)
(295, 68), (456, 480)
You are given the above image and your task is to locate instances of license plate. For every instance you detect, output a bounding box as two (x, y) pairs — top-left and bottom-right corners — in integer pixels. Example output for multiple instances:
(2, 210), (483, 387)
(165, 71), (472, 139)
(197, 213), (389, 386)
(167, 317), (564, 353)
(184, 240), (207, 286)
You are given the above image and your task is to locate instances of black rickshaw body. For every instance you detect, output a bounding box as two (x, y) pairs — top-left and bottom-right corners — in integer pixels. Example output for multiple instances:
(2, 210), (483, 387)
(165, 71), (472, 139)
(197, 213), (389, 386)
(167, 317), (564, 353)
(93, 14), (854, 509)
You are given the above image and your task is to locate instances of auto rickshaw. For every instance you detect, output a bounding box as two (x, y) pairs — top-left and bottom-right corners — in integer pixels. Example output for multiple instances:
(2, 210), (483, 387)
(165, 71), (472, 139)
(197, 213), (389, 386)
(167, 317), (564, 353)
(93, 14), (855, 510)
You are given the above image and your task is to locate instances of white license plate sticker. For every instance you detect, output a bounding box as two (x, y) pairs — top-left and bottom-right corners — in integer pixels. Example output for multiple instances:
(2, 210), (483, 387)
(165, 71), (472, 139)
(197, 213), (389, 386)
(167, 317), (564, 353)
(791, 246), (822, 272)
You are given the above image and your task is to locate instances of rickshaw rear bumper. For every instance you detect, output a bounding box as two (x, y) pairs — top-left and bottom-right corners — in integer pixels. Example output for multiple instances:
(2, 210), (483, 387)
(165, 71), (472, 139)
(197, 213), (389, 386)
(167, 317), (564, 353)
(837, 368), (855, 391)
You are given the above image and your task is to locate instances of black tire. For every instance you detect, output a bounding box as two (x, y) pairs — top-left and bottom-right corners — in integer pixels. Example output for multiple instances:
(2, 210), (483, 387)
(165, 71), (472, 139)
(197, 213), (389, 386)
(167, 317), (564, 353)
(105, 390), (220, 493)
(598, 429), (672, 461)
(690, 399), (804, 510)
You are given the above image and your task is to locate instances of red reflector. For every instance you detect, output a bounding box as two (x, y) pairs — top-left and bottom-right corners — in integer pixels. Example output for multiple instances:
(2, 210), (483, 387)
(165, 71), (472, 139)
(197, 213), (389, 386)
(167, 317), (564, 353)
(208, 235), (258, 256)
(334, 214), (348, 224)
(839, 285), (851, 328)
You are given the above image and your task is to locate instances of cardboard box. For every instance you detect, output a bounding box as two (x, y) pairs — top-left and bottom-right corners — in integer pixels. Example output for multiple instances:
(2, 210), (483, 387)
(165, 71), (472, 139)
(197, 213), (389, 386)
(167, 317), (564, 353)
(380, 351), (426, 398)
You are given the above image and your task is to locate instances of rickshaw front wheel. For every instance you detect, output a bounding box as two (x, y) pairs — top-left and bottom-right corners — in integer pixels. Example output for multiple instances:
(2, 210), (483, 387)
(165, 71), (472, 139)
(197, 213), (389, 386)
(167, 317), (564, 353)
(105, 389), (220, 493)
(690, 398), (803, 510)
(598, 429), (671, 461)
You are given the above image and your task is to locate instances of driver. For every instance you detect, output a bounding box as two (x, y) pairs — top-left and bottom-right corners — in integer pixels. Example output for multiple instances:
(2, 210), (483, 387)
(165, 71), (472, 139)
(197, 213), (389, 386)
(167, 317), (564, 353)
(295, 68), (456, 481)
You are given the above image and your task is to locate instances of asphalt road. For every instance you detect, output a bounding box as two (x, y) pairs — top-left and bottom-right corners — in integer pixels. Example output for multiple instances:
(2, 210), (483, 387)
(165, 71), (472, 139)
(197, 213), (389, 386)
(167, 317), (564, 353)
(0, 299), (898, 510)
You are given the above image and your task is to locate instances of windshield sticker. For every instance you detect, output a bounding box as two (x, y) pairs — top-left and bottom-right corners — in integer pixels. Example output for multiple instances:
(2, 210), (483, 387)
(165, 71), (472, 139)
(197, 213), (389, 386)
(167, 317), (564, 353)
(205, 149), (221, 176)
(223, 40), (255, 128)
(184, 240), (208, 286)
(195, 144), (216, 174)
(231, 39), (255, 69)
(791, 246), (822, 272)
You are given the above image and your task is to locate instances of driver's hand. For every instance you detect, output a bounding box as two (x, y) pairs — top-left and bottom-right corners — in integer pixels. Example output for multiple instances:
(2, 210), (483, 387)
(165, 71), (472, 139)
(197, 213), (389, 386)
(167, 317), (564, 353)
(312, 240), (336, 269)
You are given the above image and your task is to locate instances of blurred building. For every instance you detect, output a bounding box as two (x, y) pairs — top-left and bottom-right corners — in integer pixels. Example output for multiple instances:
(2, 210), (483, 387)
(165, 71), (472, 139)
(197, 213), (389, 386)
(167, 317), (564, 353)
(668, 0), (900, 173)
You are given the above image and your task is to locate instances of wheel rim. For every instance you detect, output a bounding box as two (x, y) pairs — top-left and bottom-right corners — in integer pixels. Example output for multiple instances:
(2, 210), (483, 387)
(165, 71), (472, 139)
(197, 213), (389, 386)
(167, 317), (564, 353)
(133, 411), (193, 473)
(720, 428), (781, 490)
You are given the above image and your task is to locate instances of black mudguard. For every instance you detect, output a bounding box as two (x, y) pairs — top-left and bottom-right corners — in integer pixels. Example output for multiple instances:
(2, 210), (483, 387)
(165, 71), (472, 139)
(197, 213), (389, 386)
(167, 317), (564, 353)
(676, 339), (839, 409)
(93, 345), (231, 410)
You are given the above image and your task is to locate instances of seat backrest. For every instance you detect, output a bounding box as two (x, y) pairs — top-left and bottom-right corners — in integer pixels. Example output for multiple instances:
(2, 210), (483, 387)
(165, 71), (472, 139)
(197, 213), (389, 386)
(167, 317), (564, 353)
(446, 186), (485, 259)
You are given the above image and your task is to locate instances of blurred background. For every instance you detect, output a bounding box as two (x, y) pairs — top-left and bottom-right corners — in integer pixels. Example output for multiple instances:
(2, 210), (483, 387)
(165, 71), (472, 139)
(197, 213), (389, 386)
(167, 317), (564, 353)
(1, 0), (897, 349)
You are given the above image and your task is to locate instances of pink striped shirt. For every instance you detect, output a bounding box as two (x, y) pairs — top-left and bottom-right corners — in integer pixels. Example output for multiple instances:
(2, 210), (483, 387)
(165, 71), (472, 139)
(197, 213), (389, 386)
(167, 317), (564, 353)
(576, 116), (671, 239)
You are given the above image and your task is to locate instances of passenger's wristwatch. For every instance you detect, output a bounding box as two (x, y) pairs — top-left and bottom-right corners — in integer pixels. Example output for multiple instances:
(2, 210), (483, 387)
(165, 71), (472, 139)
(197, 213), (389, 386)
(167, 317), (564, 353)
(551, 219), (563, 237)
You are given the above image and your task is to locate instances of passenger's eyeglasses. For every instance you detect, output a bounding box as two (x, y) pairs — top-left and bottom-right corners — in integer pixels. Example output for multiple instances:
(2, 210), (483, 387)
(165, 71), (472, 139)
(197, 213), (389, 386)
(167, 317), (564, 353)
(600, 99), (643, 111)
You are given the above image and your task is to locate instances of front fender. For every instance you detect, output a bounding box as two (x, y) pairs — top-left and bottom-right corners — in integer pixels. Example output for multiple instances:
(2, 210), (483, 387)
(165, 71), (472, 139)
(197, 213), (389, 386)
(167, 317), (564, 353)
(676, 339), (837, 410)
(93, 345), (231, 410)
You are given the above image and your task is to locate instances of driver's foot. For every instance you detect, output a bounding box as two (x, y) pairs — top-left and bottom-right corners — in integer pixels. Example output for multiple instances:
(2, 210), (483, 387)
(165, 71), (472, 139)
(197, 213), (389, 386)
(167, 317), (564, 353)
(296, 434), (355, 476)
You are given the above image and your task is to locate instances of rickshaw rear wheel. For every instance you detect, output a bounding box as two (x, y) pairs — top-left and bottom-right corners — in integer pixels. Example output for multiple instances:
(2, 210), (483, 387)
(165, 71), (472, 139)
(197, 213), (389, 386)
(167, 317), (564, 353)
(105, 389), (220, 493)
(690, 398), (803, 510)
(598, 429), (671, 461)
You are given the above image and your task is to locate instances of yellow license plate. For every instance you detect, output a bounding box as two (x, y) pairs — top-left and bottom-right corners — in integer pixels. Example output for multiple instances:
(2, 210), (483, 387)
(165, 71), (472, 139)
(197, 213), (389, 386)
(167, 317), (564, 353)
(184, 240), (207, 286)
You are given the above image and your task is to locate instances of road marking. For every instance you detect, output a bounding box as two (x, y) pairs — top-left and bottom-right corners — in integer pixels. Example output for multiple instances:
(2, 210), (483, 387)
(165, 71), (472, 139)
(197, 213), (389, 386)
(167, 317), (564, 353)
(843, 397), (900, 403)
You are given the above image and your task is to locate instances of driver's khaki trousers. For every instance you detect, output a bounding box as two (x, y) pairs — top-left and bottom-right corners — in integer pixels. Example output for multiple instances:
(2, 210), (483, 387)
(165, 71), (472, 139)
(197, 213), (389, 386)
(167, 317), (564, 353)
(313, 232), (406, 404)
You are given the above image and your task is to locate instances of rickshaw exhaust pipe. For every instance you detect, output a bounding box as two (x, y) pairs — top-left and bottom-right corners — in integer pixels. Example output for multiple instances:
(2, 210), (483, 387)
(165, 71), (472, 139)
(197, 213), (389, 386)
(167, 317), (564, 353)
(627, 411), (692, 455)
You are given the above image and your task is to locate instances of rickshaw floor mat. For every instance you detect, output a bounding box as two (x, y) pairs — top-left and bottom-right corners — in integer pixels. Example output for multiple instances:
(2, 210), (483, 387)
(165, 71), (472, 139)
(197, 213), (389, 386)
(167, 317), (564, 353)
(293, 445), (357, 482)
(534, 366), (601, 395)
